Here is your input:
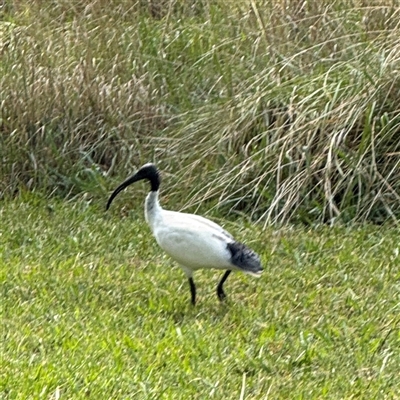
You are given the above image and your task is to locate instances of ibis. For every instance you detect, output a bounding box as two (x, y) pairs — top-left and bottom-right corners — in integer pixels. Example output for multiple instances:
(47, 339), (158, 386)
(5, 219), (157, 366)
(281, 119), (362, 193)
(106, 163), (262, 305)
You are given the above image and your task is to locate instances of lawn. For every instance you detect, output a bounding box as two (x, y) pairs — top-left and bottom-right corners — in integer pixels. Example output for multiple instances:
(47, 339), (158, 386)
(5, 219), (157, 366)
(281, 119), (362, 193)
(1, 196), (399, 399)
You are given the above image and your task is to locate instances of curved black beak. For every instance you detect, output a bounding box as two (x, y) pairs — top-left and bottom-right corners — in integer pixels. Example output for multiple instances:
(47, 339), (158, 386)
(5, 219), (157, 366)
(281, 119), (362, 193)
(106, 174), (140, 210)
(106, 163), (160, 210)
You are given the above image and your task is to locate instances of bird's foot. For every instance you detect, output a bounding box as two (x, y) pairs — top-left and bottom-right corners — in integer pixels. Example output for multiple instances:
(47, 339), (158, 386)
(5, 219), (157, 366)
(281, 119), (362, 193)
(217, 287), (226, 301)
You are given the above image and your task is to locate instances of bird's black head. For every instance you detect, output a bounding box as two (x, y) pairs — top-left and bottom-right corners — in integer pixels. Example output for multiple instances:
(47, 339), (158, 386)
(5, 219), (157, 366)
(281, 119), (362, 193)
(106, 163), (161, 210)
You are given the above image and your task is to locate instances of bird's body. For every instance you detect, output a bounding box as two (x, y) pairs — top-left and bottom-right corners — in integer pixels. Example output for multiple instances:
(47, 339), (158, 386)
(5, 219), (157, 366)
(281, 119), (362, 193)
(107, 163), (262, 304)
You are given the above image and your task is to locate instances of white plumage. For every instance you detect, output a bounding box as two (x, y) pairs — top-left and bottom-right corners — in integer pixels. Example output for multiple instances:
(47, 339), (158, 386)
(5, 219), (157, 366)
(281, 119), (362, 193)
(107, 163), (262, 304)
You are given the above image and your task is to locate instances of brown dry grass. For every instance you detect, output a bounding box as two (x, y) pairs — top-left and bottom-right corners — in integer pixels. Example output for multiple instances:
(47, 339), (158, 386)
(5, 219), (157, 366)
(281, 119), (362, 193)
(1, 0), (400, 224)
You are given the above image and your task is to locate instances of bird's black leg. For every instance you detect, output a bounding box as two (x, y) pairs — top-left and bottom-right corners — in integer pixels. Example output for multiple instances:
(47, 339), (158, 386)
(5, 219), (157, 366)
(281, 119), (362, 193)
(217, 270), (232, 301)
(188, 277), (196, 305)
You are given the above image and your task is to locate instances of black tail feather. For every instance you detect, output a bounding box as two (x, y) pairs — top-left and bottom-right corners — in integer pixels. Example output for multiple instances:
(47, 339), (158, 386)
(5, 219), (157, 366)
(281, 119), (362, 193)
(227, 242), (262, 274)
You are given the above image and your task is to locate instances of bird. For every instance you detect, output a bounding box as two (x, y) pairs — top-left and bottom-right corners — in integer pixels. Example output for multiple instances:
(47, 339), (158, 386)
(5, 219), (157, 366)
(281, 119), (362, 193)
(106, 163), (262, 305)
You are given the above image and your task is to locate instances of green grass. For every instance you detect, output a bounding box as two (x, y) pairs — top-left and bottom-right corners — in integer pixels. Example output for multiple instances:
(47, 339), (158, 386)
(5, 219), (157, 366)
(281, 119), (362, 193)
(1, 195), (399, 399)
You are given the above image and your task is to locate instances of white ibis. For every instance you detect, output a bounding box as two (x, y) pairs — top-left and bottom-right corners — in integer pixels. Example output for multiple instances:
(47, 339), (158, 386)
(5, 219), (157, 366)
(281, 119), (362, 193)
(106, 163), (262, 305)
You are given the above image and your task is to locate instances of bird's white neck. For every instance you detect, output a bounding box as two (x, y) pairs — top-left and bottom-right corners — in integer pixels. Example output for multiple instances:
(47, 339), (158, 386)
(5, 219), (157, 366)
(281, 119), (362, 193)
(145, 191), (163, 232)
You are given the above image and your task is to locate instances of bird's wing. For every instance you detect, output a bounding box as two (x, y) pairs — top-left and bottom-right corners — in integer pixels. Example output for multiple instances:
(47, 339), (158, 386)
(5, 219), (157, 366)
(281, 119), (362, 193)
(153, 212), (233, 270)
(163, 211), (234, 240)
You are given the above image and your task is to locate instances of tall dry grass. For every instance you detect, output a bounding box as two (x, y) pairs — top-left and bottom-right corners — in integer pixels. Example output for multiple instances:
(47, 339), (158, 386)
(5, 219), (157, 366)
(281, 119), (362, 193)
(1, 0), (400, 224)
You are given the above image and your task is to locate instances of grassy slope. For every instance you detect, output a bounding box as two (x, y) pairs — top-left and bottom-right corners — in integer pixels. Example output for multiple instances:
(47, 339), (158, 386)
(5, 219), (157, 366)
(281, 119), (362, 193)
(1, 196), (399, 399)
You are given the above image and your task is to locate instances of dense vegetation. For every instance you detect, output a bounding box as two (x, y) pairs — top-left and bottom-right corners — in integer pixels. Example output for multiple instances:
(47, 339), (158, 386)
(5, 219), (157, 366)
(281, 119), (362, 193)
(1, 1), (399, 224)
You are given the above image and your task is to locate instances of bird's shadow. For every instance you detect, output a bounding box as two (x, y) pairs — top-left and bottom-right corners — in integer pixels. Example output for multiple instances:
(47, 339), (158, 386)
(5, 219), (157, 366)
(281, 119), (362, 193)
(158, 299), (235, 325)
